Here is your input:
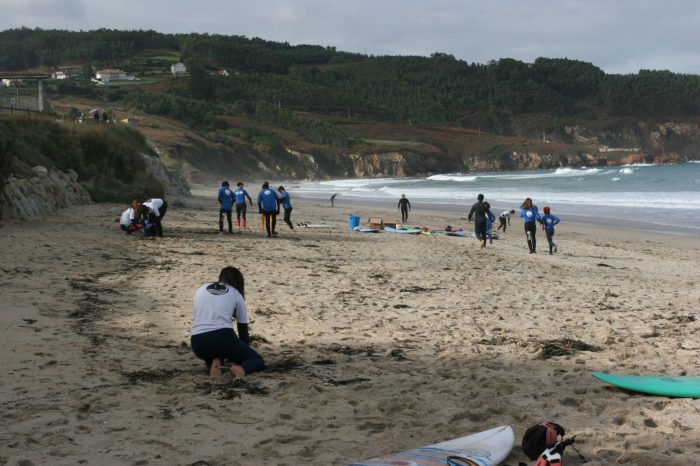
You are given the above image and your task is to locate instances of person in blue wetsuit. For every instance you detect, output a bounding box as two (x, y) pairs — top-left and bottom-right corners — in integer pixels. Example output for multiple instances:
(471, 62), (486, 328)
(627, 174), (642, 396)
(234, 182), (253, 229)
(277, 186), (294, 230)
(257, 181), (280, 237)
(484, 202), (496, 244)
(467, 193), (494, 249)
(217, 181), (235, 233)
(539, 206), (561, 255)
(190, 266), (265, 379)
(520, 197), (541, 254)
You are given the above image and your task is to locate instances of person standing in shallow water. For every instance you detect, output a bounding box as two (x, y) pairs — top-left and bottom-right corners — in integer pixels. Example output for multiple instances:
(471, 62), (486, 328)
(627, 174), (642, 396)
(190, 266), (265, 378)
(520, 197), (541, 254)
(398, 194), (411, 223)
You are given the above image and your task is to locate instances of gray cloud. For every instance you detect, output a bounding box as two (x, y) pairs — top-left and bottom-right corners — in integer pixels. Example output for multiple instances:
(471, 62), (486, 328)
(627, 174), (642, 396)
(1, 0), (698, 74)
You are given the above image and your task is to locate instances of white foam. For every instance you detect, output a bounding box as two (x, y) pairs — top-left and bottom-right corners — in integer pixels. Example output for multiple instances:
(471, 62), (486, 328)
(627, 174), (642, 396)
(612, 177), (621, 181)
(426, 174), (478, 182)
(619, 167), (636, 174)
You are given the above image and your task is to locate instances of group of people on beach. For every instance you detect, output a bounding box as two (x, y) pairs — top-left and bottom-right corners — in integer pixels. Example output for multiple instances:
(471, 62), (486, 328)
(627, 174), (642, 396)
(119, 198), (168, 237)
(467, 193), (560, 254)
(118, 187), (562, 381)
(190, 180), (297, 379)
(217, 181), (294, 238)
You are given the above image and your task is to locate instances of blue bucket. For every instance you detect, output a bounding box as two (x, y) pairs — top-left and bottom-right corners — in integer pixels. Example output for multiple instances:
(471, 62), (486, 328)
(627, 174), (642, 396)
(348, 215), (360, 229)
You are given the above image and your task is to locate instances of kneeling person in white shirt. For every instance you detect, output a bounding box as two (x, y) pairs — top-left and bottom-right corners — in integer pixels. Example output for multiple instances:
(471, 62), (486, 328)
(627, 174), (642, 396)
(190, 266), (265, 378)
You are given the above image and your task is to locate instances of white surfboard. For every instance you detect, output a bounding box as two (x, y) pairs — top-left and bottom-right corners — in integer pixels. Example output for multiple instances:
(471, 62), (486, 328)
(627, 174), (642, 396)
(350, 425), (514, 466)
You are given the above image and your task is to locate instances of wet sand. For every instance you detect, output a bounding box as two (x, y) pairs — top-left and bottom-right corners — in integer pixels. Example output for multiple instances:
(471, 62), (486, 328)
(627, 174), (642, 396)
(1, 193), (699, 465)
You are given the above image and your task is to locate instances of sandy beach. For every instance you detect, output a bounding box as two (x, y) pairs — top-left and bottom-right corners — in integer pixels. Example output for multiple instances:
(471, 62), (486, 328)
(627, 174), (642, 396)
(1, 192), (700, 466)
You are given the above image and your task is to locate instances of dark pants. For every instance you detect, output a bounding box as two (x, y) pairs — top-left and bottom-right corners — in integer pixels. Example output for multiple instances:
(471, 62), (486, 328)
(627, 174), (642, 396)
(219, 208), (232, 232)
(474, 220), (487, 240)
(191, 328), (265, 375)
(148, 201), (168, 237)
(263, 210), (277, 237)
(400, 208), (408, 223)
(283, 207), (293, 229)
(235, 203), (247, 220)
(524, 221), (537, 253)
(497, 217), (507, 232)
(546, 229), (555, 253)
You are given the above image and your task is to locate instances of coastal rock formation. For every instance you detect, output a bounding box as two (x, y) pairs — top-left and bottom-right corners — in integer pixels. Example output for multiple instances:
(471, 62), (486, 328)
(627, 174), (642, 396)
(0, 166), (92, 219)
(141, 151), (191, 204)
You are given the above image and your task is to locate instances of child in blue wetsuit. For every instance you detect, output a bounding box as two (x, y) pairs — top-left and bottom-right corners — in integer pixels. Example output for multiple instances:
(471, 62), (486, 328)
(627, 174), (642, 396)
(520, 197), (541, 254)
(217, 181), (235, 233)
(539, 206), (561, 254)
(277, 186), (294, 229)
(234, 182), (253, 229)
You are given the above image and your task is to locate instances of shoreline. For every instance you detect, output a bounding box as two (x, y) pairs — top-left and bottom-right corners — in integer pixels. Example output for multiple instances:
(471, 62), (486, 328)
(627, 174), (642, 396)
(289, 193), (700, 239)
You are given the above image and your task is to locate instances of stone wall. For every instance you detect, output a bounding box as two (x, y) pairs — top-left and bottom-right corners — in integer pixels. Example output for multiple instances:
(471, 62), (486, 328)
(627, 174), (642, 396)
(0, 166), (92, 219)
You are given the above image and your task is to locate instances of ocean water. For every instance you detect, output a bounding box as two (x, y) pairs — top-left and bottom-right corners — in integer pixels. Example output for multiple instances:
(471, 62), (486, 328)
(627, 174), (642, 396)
(294, 163), (700, 234)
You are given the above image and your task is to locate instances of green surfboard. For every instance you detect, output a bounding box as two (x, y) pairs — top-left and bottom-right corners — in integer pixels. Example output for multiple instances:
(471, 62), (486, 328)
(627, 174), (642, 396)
(592, 372), (700, 398)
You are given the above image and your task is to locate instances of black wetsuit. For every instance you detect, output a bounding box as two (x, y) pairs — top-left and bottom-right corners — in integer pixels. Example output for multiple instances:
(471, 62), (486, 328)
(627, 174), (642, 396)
(468, 201), (492, 240)
(398, 198), (411, 223)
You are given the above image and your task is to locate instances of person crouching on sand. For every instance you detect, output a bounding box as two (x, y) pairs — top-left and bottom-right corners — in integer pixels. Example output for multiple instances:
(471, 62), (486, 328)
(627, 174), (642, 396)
(190, 266), (265, 378)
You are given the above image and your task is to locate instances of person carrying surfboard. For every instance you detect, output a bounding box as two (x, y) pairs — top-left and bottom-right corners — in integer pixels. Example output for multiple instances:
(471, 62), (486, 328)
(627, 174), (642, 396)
(467, 193), (493, 249)
(398, 194), (411, 223)
(520, 197), (541, 253)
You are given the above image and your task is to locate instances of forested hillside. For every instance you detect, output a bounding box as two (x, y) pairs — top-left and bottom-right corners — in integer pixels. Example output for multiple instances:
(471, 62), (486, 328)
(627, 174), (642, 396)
(1, 28), (699, 181)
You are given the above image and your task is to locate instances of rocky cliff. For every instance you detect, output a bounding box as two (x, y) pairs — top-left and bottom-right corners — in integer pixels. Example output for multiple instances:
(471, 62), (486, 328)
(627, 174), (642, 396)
(0, 166), (92, 219)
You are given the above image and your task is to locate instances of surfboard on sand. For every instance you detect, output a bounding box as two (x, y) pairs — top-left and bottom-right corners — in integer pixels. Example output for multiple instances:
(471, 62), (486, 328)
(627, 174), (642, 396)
(445, 231), (466, 237)
(354, 226), (380, 233)
(592, 372), (700, 398)
(350, 425), (514, 466)
(384, 227), (422, 234)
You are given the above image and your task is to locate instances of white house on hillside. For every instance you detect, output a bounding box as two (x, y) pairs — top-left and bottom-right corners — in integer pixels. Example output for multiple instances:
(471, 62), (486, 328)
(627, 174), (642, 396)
(171, 62), (188, 77)
(95, 69), (128, 82)
(52, 70), (71, 80)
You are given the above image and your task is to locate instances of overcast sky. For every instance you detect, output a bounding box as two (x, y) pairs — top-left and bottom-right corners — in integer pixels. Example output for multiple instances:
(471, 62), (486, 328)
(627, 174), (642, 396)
(2, 0), (699, 74)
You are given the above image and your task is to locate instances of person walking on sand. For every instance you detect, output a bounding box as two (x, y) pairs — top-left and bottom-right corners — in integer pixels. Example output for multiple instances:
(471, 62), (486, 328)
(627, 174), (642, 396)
(277, 186), (294, 230)
(258, 181), (280, 237)
(191, 266), (265, 379)
(234, 182), (253, 229)
(140, 197), (168, 237)
(330, 193), (337, 207)
(539, 206), (561, 254)
(497, 209), (516, 233)
(520, 198), (541, 254)
(398, 194), (411, 223)
(217, 181), (235, 234)
(467, 193), (493, 249)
